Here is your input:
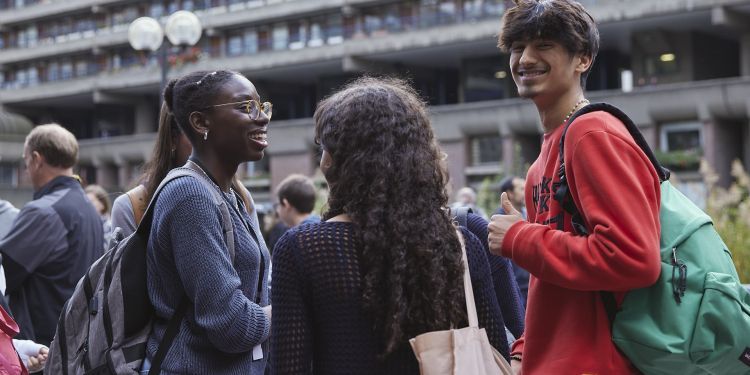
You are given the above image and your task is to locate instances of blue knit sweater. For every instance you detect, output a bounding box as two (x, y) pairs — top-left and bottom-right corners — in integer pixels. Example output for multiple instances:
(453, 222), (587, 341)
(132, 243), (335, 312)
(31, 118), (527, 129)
(271, 222), (510, 374)
(146, 176), (270, 374)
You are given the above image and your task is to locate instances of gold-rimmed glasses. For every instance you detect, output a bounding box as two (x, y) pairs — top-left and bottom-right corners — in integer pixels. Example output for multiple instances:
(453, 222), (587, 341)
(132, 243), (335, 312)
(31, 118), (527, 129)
(203, 99), (273, 120)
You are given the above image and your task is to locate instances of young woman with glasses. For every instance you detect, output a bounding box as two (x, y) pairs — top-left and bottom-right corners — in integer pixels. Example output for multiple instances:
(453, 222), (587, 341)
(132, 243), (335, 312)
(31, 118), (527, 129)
(142, 70), (272, 374)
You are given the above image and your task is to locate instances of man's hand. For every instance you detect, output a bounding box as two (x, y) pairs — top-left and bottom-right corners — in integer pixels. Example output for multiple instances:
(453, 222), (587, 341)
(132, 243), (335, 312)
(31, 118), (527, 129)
(488, 192), (523, 256)
(13, 339), (48, 373)
(26, 346), (48, 373)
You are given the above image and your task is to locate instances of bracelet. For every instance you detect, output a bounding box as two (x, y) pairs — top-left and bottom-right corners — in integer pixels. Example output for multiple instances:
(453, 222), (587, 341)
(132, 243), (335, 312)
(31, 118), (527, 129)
(510, 355), (522, 362)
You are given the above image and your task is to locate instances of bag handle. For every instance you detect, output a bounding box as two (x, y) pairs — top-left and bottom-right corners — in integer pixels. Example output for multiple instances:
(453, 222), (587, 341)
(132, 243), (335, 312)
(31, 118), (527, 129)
(457, 230), (479, 328)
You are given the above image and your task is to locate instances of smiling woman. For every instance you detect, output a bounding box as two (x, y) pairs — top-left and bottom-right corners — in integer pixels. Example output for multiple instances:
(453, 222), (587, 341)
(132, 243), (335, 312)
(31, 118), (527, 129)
(139, 70), (273, 374)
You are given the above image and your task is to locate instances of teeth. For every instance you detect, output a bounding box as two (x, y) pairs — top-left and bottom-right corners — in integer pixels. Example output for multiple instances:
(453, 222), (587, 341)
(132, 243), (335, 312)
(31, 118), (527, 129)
(249, 133), (267, 141)
(521, 71), (544, 77)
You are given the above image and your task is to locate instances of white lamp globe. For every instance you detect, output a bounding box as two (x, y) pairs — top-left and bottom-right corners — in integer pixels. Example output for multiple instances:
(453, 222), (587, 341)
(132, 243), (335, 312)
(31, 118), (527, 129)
(165, 11), (203, 46)
(128, 17), (164, 52)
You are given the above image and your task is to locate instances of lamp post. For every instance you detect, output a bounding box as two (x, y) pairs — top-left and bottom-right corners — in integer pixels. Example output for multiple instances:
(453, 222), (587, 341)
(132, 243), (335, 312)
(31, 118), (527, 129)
(128, 11), (202, 100)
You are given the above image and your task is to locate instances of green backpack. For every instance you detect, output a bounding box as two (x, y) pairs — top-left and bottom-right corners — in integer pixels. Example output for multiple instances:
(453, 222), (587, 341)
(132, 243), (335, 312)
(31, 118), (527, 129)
(556, 103), (750, 375)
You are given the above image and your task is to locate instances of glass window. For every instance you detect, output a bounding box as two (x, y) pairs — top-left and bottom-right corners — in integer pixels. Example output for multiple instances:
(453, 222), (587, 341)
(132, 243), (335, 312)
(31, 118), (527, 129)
(27, 66), (38, 85)
(0, 163), (18, 187)
(363, 13), (383, 36)
(75, 60), (88, 77)
(244, 29), (258, 54)
(437, 0), (459, 24)
(288, 21), (306, 50)
(326, 14), (343, 44)
(481, 0), (505, 17)
(47, 61), (59, 81)
(463, 56), (509, 102)
(17, 69), (27, 86)
(644, 53), (679, 76)
(227, 33), (243, 56)
(660, 122), (702, 152)
(258, 27), (272, 51)
(167, 1), (179, 14)
(419, 0), (439, 28)
(149, 3), (164, 18)
(272, 23), (288, 51)
(658, 121), (702, 171)
(26, 25), (37, 47)
(471, 134), (503, 166)
(383, 4), (402, 32)
(61, 61), (73, 80)
(308, 21), (323, 47)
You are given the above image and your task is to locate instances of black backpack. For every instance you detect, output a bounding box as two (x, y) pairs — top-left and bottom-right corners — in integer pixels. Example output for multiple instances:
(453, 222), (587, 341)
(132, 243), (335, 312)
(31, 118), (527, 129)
(45, 163), (236, 374)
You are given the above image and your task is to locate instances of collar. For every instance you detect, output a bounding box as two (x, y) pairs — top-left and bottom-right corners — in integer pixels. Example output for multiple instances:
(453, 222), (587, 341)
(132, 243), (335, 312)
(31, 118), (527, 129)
(33, 175), (80, 200)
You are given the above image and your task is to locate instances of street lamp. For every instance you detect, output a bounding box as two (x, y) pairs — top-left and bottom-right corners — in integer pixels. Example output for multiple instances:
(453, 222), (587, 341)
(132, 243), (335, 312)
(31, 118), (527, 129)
(128, 10), (203, 100)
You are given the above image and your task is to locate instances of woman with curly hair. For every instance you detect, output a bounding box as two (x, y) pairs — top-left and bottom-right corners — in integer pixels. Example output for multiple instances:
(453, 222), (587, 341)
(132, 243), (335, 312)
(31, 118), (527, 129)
(271, 77), (511, 374)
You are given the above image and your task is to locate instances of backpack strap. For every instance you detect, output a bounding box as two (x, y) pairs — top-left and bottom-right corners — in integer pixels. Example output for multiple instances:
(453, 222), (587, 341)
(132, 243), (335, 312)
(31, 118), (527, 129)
(553, 102), (671, 236)
(148, 298), (188, 375)
(552, 102), (670, 329)
(126, 185), (148, 227)
(449, 206), (473, 228)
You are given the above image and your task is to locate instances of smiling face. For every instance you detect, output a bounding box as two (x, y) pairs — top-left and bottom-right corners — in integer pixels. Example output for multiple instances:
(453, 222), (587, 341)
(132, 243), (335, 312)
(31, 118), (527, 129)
(510, 39), (583, 101)
(202, 74), (270, 163)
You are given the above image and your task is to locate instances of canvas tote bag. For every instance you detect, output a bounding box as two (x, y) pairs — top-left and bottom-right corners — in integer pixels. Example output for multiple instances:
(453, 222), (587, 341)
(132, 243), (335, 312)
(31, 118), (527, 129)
(409, 230), (512, 375)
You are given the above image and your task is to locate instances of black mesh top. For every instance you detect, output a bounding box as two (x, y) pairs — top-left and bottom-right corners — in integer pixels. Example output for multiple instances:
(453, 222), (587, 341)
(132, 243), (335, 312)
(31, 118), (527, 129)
(270, 221), (509, 374)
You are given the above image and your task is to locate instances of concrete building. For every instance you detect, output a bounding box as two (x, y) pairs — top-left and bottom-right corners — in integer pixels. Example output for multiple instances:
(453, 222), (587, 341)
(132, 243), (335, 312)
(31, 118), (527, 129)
(1, 0), (749, 210)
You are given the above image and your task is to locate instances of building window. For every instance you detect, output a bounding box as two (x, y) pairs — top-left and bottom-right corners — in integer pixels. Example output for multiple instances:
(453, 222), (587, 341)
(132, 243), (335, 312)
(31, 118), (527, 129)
(272, 24), (288, 51)
(288, 21), (307, 50)
(470, 134), (502, 166)
(463, 56), (509, 102)
(326, 14), (343, 44)
(658, 121), (702, 171)
(645, 53), (679, 76)
(61, 61), (73, 80)
(227, 33), (243, 56)
(244, 30), (258, 54)
(0, 163), (18, 187)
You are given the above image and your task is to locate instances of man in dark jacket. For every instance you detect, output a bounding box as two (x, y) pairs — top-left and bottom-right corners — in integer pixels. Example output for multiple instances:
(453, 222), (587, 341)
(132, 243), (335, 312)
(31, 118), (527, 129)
(0, 123), (103, 346)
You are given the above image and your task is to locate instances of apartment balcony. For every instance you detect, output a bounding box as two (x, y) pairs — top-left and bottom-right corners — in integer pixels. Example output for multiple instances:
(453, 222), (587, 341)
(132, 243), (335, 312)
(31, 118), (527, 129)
(0, 0), (381, 65)
(73, 75), (750, 166)
(0, 16), (501, 105)
(3, 0), (749, 67)
(0, 0), (121, 26)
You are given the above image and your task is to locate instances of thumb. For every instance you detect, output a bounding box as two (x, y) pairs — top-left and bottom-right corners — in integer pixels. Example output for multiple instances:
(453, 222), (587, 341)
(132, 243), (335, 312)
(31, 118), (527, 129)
(501, 192), (520, 216)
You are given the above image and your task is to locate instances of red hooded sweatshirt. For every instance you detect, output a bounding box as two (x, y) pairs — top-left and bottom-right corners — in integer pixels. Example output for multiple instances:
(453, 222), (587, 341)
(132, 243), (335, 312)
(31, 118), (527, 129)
(502, 111), (661, 374)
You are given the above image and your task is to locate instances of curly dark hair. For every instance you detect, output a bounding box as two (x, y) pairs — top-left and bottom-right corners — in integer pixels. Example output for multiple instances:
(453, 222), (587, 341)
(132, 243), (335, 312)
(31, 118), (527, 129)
(498, 0), (599, 87)
(314, 76), (466, 356)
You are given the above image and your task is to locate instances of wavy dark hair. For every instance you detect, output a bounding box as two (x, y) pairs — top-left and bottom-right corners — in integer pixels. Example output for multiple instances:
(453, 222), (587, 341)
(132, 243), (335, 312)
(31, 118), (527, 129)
(498, 0), (599, 87)
(314, 76), (466, 356)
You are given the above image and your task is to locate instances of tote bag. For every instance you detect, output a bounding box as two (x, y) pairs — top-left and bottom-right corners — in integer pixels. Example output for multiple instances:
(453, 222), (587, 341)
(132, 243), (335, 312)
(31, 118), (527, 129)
(409, 230), (512, 375)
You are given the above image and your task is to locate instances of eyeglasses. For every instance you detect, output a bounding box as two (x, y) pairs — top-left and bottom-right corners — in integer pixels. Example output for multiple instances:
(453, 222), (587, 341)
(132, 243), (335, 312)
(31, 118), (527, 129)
(203, 99), (273, 120)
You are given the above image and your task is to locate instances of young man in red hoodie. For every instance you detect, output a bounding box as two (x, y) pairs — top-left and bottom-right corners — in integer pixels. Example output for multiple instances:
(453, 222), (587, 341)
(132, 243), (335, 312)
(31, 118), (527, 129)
(488, 1), (662, 373)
